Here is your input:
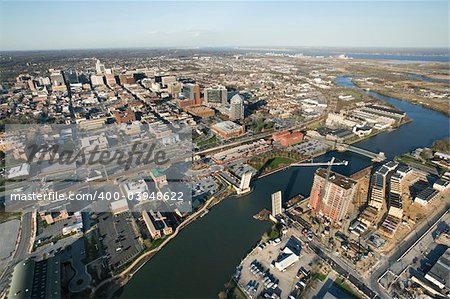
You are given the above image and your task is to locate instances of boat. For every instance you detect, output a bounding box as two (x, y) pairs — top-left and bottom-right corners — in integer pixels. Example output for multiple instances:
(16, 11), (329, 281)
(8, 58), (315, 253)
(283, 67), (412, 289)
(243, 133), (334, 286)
(200, 209), (209, 218)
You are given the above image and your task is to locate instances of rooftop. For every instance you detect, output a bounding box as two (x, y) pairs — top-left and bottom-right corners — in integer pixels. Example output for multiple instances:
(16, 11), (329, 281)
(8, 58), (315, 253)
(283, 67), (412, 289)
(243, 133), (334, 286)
(316, 168), (356, 190)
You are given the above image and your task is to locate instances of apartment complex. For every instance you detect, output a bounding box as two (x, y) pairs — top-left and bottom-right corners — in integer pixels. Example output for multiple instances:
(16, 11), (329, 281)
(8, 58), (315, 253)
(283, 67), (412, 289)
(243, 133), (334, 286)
(309, 169), (357, 223)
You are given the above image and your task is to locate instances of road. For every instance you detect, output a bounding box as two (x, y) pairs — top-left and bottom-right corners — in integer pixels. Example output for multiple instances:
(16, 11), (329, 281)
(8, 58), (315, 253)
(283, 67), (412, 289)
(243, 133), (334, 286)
(307, 241), (381, 299)
(0, 211), (33, 295)
(195, 116), (325, 156)
(289, 215), (381, 299)
(369, 204), (449, 297)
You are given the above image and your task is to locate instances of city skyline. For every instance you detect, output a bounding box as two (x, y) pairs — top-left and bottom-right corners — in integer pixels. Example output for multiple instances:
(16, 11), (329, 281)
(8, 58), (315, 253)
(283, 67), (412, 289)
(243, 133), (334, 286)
(0, 1), (449, 51)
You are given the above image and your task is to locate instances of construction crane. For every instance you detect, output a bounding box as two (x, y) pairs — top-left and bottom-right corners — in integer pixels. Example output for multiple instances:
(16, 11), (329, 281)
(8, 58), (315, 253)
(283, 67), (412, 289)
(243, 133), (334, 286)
(291, 157), (349, 237)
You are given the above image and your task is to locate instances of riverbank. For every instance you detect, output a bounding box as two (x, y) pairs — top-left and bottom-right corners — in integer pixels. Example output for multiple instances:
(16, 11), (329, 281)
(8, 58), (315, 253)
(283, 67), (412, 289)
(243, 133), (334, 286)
(94, 180), (234, 298)
(119, 75), (450, 298)
(352, 80), (450, 117)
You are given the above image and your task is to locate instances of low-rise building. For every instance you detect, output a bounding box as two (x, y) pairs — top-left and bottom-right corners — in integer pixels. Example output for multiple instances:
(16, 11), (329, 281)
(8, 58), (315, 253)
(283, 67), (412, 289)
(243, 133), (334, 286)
(424, 248), (450, 289)
(211, 121), (245, 139)
(414, 187), (440, 206)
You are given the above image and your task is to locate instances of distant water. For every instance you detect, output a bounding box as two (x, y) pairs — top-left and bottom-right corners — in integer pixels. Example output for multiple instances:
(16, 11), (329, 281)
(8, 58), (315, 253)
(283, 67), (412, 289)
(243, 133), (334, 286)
(346, 53), (449, 62)
(407, 73), (450, 84)
(260, 49), (450, 62)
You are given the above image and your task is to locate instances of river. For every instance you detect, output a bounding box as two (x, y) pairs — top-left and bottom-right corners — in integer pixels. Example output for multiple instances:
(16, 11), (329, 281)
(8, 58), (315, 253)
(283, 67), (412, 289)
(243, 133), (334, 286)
(120, 76), (449, 298)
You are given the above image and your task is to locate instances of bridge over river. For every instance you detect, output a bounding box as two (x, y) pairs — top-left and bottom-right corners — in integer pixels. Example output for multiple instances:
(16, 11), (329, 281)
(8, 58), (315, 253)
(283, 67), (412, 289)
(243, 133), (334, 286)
(310, 136), (386, 162)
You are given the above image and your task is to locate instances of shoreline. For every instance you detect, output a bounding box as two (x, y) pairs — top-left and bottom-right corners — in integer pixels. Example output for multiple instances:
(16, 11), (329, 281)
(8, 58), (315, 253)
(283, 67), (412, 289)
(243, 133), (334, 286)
(96, 80), (427, 298)
(93, 182), (233, 298)
(352, 81), (450, 117)
(103, 111), (413, 297)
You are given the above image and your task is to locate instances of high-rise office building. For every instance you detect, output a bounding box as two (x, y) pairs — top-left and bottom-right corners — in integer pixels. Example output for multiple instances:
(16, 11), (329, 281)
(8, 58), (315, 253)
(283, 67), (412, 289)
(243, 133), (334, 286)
(66, 70), (79, 84)
(204, 86), (227, 105)
(271, 191), (282, 216)
(161, 76), (176, 87)
(95, 59), (105, 74)
(50, 71), (65, 86)
(181, 83), (201, 105)
(309, 169), (357, 222)
(168, 82), (182, 97)
(91, 75), (105, 86)
(105, 72), (116, 86)
(229, 94), (244, 120)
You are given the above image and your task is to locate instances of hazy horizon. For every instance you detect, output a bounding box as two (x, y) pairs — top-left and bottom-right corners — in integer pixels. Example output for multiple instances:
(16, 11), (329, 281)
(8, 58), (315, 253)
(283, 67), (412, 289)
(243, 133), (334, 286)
(0, 1), (448, 51)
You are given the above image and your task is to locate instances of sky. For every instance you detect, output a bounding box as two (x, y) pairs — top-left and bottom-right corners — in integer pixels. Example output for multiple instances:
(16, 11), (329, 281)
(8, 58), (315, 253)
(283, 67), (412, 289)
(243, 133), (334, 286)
(0, 1), (448, 51)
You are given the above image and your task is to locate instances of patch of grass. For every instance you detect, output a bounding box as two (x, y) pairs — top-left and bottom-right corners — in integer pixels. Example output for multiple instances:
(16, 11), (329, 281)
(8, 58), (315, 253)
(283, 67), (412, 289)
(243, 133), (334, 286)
(147, 237), (166, 250)
(255, 118), (274, 133)
(197, 135), (217, 147)
(82, 232), (102, 264)
(312, 272), (327, 281)
(267, 157), (294, 169)
(0, 211), (21, 223)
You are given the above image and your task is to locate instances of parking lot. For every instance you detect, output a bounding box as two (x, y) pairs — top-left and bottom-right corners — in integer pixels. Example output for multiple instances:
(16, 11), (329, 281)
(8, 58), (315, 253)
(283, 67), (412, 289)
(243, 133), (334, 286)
(97, 212), (143, 271)
(236, 230), (316, 299)
(292, 139), (329, 156)
(36, 216), (80, 245)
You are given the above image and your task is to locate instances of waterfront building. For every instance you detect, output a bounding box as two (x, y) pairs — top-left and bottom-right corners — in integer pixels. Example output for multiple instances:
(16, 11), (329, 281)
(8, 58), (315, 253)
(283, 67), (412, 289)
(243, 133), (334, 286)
(309, 169), (357, 223)
(414, 187), (440, 206)
(271, 191), (282, 217)
(7, 257), (61, 299)
(142, 210), (173, 240)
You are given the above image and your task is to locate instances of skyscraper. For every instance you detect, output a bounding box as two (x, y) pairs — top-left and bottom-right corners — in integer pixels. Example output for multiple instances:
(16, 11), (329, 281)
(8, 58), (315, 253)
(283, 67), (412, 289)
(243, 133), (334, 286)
(229, 94), (244, 120)
(95, 59), (105, 74)
(309, 169), (357, 222)
(204, 85), (227, 105)
(66, 70), (79, 84)
(50, 71), (65, 86)
(181, 83), (201, 105)
(271, 191), (282, 216)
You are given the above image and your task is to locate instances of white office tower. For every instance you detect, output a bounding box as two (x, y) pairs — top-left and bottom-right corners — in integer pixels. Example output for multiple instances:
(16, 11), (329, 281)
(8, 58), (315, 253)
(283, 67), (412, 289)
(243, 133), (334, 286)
(271, 191), (282, 217)
(91, 74), (105, 86)
(229, 94), (244, 120)
(204, 86), (227, 105)
(235, 171), (253, 195)
(95, 59), (106, 74)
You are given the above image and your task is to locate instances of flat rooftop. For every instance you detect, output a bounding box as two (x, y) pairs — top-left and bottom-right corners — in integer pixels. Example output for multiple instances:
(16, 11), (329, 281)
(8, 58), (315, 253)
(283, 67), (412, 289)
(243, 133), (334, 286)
(212, 120), (242, 132)
(426, 248), (450, 289)
(316, 168), (356, 190)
